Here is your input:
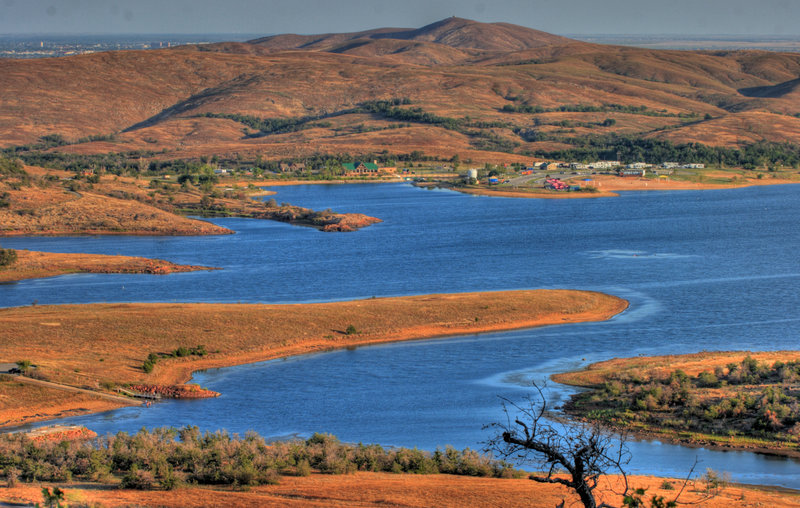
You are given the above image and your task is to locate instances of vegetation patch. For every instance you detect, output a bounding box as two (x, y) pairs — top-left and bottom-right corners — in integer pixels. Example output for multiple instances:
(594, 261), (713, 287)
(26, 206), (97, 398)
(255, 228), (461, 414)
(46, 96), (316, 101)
(0, 428), (520, 490)
(142, 345), (207, 373)
(523, 135), (800, 168)
(558, 353), (800, 453)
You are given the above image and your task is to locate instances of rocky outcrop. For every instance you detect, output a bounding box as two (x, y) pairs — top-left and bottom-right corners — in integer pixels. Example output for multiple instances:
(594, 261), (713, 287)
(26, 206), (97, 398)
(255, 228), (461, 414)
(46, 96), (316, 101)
(253, 205), (382, 232)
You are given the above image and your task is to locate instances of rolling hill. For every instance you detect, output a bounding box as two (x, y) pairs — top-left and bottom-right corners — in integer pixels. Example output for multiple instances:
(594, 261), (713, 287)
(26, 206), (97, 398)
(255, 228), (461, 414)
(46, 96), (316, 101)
(0, 17), (799, 164)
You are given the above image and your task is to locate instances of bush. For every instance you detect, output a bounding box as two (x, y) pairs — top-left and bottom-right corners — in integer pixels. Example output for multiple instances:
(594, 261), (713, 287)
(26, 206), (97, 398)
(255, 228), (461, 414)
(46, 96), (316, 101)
(0, 248), (17, 267)
(345, 324), (358, 335)
(121, 466), (155, 490)
(0, 427), (519, 490)
(174, 346), (191, 358)
(142, 357), (156, 373)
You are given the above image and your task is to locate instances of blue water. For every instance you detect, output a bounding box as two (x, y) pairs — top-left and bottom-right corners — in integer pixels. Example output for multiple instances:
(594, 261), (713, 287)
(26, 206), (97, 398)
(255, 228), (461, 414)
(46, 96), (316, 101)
(3, 183), (800, 487)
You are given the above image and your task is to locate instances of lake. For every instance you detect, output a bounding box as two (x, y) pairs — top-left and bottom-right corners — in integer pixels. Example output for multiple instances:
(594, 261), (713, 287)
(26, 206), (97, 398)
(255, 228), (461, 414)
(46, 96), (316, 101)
(2, 182), (800, 487)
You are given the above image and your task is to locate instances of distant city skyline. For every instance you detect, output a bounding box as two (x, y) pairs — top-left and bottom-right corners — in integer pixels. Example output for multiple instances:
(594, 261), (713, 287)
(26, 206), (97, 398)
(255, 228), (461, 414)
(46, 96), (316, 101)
(1, 0), (799, 37)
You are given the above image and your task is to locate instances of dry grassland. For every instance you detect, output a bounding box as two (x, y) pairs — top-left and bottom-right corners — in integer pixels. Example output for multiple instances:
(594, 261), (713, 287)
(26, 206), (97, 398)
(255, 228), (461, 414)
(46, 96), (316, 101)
(2, 472), (799, 507)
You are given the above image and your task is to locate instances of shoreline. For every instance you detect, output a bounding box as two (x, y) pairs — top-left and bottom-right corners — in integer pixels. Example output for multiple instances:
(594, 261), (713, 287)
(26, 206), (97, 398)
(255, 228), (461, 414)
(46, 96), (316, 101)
(262, 178), (404, 186)
(0, 290), (627, 428)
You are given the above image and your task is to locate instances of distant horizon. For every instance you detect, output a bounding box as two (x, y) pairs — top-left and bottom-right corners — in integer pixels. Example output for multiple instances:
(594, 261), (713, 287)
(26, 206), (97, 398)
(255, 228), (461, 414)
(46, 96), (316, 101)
(1, 31), (798, 39)
(2, 1), (800, 37)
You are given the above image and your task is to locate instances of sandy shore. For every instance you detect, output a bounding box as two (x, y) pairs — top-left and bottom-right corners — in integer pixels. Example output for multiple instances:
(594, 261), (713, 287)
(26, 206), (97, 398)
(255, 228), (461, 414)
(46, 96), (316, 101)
(262, 178), (403, 186)
(456, 186), (619, 199)
(3, 472), (798, 507)
(0, 290), (626, 428)
(0, 249), (216, 282)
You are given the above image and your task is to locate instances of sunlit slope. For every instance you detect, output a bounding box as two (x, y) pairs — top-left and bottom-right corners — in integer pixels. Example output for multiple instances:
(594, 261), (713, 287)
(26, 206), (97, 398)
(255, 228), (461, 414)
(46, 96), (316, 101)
(1, 17), (798, 158)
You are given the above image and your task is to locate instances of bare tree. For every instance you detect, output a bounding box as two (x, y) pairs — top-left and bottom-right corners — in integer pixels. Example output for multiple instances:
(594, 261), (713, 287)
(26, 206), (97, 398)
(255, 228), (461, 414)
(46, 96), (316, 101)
(485, 383), (631, 508)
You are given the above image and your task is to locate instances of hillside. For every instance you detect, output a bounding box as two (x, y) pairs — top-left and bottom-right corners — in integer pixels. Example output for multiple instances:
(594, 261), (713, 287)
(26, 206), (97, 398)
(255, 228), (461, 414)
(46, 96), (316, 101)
(248, 17), (572, 54)
(0, 18), (799, 165)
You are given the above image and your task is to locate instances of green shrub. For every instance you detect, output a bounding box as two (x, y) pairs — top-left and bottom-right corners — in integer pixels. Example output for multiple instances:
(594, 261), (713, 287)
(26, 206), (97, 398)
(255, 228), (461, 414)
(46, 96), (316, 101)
(121, 466), (155, 490)
(174, 346), (191, 357)
(0, 248), (17, 267)
(142, 358), (156, 373)
(345, 324), (358, 335)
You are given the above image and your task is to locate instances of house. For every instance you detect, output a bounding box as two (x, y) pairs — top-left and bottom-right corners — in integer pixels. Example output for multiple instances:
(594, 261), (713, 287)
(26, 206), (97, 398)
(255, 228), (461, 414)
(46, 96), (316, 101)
(626, 162), (651, 169)
(279, 162), (306, 173)
(589, 160), (621, 170)
(342, 161), (380, 175)
(661, 162), (680, 169)
(683, 163), (705, 169)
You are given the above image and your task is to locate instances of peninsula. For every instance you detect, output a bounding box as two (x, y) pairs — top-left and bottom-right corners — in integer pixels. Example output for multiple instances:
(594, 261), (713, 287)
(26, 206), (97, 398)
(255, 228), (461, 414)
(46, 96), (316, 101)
(0, 249), (215, 282)
(0, 289), (627, 428)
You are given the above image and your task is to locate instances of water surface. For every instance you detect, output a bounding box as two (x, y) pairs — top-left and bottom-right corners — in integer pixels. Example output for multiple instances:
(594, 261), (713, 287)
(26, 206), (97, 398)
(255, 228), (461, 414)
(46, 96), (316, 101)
(3, 183), (800, 486)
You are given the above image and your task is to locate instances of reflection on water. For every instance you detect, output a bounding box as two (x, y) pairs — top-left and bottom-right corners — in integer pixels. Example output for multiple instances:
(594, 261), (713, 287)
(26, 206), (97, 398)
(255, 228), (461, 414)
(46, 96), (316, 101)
(4, 183), (800, 487)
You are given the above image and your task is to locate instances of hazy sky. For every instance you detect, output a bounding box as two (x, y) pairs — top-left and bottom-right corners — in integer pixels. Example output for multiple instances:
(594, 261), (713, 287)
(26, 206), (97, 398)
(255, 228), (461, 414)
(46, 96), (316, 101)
(1, 0), (798, 36)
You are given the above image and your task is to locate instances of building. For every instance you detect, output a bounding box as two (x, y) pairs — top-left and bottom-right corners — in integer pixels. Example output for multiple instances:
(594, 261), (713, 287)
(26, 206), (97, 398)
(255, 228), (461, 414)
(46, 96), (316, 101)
(589, 160), (621, 170)
(626, 162), (651, 169)
(279, 162), (306, 173)
(342, 161), (379, 175)
(661, 162), (680, 169)
(683, 163), (705, 169)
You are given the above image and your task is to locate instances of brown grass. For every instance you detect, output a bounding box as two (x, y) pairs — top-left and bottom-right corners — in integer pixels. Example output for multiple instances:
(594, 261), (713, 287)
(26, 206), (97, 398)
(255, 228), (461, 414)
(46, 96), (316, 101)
(0, 290), (627, 427)
(0, 189), (231, 237)
(2, 472), (799, 507)
(0, 249), (215, 282)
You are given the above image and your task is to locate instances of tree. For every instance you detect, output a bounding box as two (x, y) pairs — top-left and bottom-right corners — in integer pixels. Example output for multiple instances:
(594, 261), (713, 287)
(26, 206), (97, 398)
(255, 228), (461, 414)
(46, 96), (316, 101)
(485, 383), (631, 508)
